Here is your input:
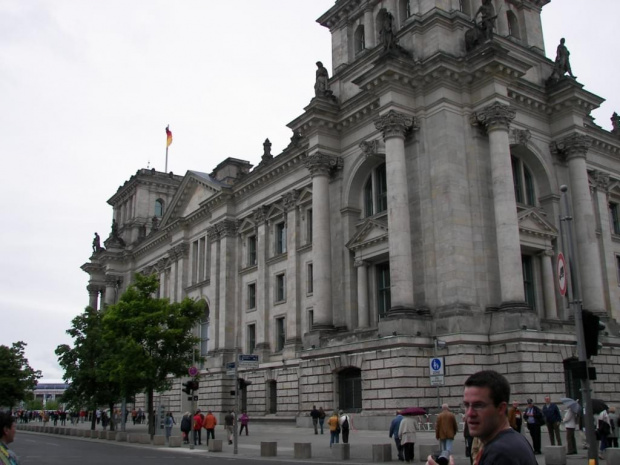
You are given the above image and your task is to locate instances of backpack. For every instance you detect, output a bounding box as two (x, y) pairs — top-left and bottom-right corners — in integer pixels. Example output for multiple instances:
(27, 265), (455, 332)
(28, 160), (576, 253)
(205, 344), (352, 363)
(343, 416), (350, 429)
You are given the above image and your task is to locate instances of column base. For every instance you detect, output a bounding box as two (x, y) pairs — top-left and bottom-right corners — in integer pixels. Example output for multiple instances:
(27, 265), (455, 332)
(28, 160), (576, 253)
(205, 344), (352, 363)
(488, 302), (540, 332)
(378, 313), (431, 338)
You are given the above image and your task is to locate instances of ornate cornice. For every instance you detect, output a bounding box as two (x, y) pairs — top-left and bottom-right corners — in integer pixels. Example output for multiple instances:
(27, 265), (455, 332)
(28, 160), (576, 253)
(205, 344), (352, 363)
(374, 110), (417, 140)
(304, 153), (344, 178)
(550, 133), (591, 161)
(593, 171), (610, 192)
(470, 102), (515, 133)
(216, 219), (239, 238)
(509, 129), (531, 146)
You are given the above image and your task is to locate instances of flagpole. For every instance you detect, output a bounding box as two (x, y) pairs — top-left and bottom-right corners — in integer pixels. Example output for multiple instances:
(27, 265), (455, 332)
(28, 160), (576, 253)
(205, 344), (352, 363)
(165, 145), (168, 173)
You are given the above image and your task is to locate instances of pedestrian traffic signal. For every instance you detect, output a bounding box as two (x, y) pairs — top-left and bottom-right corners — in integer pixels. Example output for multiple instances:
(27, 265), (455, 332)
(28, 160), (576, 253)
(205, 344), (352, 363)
(182, 382), (191, 394)
(188, 380), (199, 391)
(238, 378), (252, 390)
(582, 310), (605, 358)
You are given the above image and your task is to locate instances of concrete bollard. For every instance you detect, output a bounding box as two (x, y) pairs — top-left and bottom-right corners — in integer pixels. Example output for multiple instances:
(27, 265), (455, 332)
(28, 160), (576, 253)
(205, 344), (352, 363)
(77, 429), (85, 437)
(294, 443), (312, 459)
(606, 448), (620, 463)
(418, 444), (439, 462)
(98, 431), (107, 439)
(331, 443), (350, 460)
(372, 444), (392, 462)
(168, 436), (182, 448)
(209, 439), (223, 452)
(115, 432), (127, 442)
(261, 442), (278, 457)
(152, 436), (165, 446)
(106, 431), (115, 440)
(543, 445), (566, 465)
(127, 433), (139, 443)
(139, 433), (151, 444)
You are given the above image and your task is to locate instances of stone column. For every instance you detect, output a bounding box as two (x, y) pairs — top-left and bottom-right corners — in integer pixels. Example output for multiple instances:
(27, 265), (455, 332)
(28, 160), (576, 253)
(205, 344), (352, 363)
(472, 102), (525, 306)
(540, 249), (558, 320)
(253, 207), (270, 356)
(354, 258), (369, 329)
(217, 219), (238, 351)
(283, 191), (301, 350)
(207, 225), (220, 351)
(363, 7), (375, 49)
(172, 243), (189, 302)
(87, 284), (100, 310)
(104, 275), (119, 306)
(374, 110), (415, 313)
(552, 134), (605, 313)
(304, 154), (343, 330)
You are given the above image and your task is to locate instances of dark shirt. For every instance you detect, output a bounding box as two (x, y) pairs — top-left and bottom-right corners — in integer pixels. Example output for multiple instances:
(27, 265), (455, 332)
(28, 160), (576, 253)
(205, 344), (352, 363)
(479, 428), (538, 465)
(389, 415), (404, 438)
(224, 413), (234, 427)
(542, 403), (562, 423)
(310, 408), (320, 419)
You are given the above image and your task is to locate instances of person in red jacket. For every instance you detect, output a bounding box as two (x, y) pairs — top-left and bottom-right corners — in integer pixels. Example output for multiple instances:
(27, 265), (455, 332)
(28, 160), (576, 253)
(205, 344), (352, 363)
(193, 409), (204, 445)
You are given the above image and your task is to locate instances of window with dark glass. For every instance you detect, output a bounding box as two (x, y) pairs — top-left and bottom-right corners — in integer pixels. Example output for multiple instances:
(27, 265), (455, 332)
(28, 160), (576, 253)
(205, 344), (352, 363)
(276, 273), (286, 302)
(364, 163), (388, 217)
(522, 255), (535, 308)
(511, 156), (535, 206)
(354, 25), (365, 55)
(306, 209), (313, 244)
(377, 262), (391, 318)
(275, 222), (287, 254)
(248, 283), (256, 309)
(247, 324), (256, 354)
(610, 203), (620, 235)
(248, 235), (257, 266)
(154, 199), (164, 217)
(307, 263), (313, 294)
(275, 317), (285, 351)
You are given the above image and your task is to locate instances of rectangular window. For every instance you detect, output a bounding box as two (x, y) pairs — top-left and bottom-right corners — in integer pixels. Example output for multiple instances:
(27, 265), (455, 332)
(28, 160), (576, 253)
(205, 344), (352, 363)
(198, 237), (206, 281)
(200, 319), (209, 356)
(306, 209), (313, 244)
(376, 163), (388, 213)
(512, 156), (523, 204)
(275, 222), (287, 254)
(522, 255), (535, 308)
(307, 263), (313, 294)
(276, 273), (286, 302)
(248, 235), (257, 266)
(308, 309), (314, 332)
(247, 324), (256, 355)
(248, 283), (256, 309)
(275, 317), (286, 351)
(377, 262), (391, 318)
(610, 203), (620, 235)
(616, 255), (620, 285)
(191, 240), (199, 285)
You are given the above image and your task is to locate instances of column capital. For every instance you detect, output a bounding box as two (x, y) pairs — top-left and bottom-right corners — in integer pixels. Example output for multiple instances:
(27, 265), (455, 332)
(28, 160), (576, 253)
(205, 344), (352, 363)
(304, 153), (343, 178)
(282, 190), (300, 211)
(252, 206), (269, 225)
(354, 258), (369, 268)
(471, 102), (515, 132)
(207, 225), (219, 241)
(216, 219), (239, 238)
(593, 170), (610, 192)
(105, 275), (122, 287)
(542, 248), (555, 257)
(171, 243), (189, 260)
(374, 110), (417, 140)
(87, 283), (103, 294)
(550, 133), (591, 161)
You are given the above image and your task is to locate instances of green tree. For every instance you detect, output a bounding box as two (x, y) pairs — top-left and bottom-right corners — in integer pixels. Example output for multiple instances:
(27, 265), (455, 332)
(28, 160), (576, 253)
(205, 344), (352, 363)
(0, 341), (42, 409)
(102, 273), (203, 436)
(56, 306), (122, 430)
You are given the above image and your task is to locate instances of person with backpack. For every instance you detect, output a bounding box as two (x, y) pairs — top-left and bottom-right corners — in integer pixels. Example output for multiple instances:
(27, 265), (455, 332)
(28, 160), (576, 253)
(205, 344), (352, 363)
(180, 412), (191, 444)
(339, 410), (352, 444)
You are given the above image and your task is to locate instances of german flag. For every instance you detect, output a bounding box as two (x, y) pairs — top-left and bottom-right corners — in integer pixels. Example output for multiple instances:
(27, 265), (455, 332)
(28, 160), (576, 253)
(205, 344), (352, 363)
(166, 125), (173, 147)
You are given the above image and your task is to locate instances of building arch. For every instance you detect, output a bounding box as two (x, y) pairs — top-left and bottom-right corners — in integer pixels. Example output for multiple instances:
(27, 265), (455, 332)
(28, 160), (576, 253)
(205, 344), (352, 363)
(354, 24), (365, 55)
(507, 10), (521, 39)
(155, 198), (165, 217)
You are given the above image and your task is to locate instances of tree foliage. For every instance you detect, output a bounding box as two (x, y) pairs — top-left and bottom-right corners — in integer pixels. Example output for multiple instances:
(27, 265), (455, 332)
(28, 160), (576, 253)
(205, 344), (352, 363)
(55, 306), (121, 427)
(0, 341), (42, 409)
(102, 273), (203, 435)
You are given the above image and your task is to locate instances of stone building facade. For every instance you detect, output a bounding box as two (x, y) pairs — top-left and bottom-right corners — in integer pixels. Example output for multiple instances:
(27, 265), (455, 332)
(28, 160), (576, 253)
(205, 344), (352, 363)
(82, 0), (620, 427)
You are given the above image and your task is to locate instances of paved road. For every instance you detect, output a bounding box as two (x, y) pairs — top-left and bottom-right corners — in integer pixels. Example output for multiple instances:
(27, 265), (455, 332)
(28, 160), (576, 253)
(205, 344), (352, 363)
(13, 420), (599, 464)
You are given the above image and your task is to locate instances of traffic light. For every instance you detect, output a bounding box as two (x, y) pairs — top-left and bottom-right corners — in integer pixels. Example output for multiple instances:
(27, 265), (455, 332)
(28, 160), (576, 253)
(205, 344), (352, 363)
(238, 378), (252, 390)
(582, 310), (606, 358)
(188, 380), (199, 391)
(182, 382), (191, 394)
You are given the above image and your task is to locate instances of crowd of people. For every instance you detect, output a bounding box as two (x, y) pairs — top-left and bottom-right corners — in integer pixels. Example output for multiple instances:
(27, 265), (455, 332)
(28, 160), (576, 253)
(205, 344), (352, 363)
(180, 409), (249, 446)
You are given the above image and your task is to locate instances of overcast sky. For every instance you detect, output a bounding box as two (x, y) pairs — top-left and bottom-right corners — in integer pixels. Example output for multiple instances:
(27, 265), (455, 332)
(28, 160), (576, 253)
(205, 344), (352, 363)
(1, 1), (618, 382)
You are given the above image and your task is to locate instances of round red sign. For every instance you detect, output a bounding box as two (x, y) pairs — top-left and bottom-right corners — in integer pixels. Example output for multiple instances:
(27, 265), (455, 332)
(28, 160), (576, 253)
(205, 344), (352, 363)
(557, 253), (567, 296)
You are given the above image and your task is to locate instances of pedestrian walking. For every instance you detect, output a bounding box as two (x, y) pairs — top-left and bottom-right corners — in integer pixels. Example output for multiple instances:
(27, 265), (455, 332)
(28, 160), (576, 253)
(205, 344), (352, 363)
(508, 400), (523, 432)
(224, 410), (235, 445)
(523, 398), (543, 454)
(318, 407), (326, 434)
(598, 408), (611, 459)
(203, 410), (217, 445)
(238, 411), (249, 436)
(327, 411), (340, 447)
(389, 410), (405, 461)
(339, 410), (352, 444)
(192, 409), (203, 445)
(435, 403), (458, 452)
(398, 413), (417, 463)
(542, 396), (562, 446)
(562, 405), (577, 455)
(608, 406), (618, 448)
(180, 412), (191, 444)
(310, 405), (320, 434)
(164, 412), (175, 442)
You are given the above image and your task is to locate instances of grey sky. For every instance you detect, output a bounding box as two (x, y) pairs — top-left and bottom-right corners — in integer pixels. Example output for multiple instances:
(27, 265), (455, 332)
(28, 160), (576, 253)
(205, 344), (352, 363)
(1, 1), (617, 382)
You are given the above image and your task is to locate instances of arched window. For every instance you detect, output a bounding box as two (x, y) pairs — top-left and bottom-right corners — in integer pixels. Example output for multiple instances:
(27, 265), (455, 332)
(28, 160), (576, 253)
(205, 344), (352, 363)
(399, 0), (412, 21)
(154, 199), (164, 217)
(363, 163), (388, 217)
(198, 299), (209, 357)
(338, 368), (362, 412)
(511, 156), (535, 206)
(354, 25), (365, 55)
(507, 11), (520, 39)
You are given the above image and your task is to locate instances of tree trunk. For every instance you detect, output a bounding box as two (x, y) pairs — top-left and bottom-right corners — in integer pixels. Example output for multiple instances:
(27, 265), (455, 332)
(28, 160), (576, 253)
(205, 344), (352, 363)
(147, 388), (155, 437)
(109, 402), (115, 431)
(90, 409), (96, 430)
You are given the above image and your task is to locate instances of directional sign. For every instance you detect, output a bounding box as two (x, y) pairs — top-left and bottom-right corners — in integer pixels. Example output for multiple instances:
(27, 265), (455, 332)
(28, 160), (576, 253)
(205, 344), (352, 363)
(430, 375), (445, 386)
(238, 354), (259, 368)
(429, 357), (444, 376)
(557, 252), (567, 296)
(226, 362), (236, 376)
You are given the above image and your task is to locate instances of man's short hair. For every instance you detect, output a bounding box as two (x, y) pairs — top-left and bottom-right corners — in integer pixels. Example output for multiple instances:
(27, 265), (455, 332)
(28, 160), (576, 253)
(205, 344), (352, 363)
(0, 412), (15, 434)
(464, 370), (510, 407)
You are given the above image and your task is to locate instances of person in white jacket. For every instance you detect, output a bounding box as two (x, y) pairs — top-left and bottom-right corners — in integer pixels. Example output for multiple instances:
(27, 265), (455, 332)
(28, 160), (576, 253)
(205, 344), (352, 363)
(562, 407), (578, 455)
(398, 415), (417, 463)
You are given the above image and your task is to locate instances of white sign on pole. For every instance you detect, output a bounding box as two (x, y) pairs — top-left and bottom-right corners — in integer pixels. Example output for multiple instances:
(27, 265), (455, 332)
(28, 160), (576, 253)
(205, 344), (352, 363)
(226, 362), (236, 376)
(429, 357), (445, 386)
(430, 375), (445, 386)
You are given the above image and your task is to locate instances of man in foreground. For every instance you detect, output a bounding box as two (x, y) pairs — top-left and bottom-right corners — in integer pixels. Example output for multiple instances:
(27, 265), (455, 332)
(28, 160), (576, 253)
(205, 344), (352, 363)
(426, 370), (537, 465)
(0, 412), (19, 465)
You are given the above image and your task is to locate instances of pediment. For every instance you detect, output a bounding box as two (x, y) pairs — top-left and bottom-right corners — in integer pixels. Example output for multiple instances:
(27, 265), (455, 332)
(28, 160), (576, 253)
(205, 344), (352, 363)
(518, 208), (558, 239)
(160, 171), (222, 225)
(346, 218), (389, 251)
(238, 216), (256, 234)
(297, 186), (313, 205)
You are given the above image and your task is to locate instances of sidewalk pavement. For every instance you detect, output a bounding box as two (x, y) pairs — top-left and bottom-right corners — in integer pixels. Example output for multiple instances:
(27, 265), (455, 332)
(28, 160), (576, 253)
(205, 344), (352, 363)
(18, 419), (599, 464)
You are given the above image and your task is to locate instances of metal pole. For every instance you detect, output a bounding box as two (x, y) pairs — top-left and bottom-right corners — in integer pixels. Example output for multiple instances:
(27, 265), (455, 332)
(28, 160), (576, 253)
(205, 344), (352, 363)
(559, 185), (598, 464)
(234, 347), (239, 455)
